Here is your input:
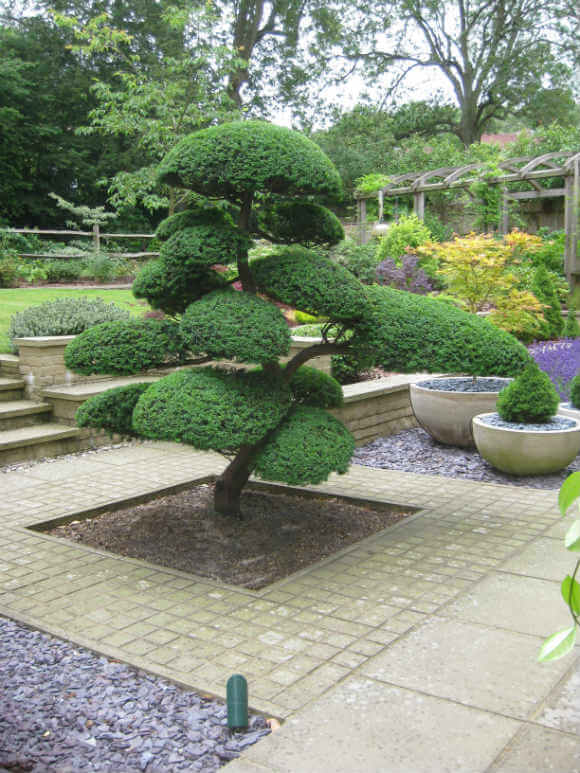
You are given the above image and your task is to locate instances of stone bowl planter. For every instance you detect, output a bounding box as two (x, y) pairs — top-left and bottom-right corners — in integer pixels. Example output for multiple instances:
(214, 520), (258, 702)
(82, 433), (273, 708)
(409, 377), (512, 448)
(473, 412), (580, 475)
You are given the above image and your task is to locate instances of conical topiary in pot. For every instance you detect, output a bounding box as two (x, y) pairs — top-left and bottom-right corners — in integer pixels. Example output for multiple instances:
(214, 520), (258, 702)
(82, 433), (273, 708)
(495, 361), (559, 423)
(473, 362), (580, 475)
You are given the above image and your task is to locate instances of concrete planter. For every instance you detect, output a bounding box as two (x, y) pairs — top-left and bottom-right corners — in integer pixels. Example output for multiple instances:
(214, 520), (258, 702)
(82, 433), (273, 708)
(473, 412), (580, 475)
(409, 377), (511, 448)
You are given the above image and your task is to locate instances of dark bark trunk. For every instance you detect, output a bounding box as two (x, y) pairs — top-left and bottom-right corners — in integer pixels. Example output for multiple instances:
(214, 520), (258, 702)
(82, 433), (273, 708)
(213, 444), (255, 518)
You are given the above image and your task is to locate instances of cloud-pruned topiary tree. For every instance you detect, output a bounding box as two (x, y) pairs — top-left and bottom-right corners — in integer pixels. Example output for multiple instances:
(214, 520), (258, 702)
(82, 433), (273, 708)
(66, 119), (531, 518)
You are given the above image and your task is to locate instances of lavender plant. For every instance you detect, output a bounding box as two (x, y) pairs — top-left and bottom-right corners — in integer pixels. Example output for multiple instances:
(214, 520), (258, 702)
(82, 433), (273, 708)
(528, 338), (580, 400)
(376, 254), (433, 295)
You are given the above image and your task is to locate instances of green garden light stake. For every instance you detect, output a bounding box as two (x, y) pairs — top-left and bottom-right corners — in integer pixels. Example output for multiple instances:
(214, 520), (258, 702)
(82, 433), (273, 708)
(227, 674), (248, 731)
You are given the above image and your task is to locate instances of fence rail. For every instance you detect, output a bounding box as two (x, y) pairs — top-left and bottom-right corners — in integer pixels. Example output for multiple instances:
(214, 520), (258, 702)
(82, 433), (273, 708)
(2, 226), (157, 260)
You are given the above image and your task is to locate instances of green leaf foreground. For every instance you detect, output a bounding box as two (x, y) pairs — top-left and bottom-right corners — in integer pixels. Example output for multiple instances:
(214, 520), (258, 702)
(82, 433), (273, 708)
(540, 471), (580, 663)
(538, 627), (577, 663)
(561, 575), (580, 616)
(565, 521), (580, 552)
(558, 471), (580, 516)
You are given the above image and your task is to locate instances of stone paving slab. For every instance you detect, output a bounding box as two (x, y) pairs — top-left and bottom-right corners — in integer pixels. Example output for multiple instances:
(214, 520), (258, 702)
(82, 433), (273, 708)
(225, 676), (521, 773)
(1, 441), (579, 770)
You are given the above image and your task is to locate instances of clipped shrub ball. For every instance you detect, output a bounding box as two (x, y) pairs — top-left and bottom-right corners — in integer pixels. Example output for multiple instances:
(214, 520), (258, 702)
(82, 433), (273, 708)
(254, 406), (354, 485)
(64, 318), (185, 376)
(570, 373), (580, 409)
(496, 361), (559, 422)
(159, 224), (247, 268)
(155, 204), (234, 241)
(158, 120), (342, 201)
(261, 201), (344, 246)
(348, 285), (530, 377)
(76, 383), (151, 436)
(180, 290), (290, 363)
(287, 366), (343, 408)
(252, 245), (369, 322)
(8, 297), (131, 353)
(132, 367), (292, 452)
(132, 259), (228, 316)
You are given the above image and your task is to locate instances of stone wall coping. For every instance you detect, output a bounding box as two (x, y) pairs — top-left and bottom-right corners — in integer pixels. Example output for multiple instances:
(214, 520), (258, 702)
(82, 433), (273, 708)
(342, 373), (437, 403)
(13, 336), (77, 348)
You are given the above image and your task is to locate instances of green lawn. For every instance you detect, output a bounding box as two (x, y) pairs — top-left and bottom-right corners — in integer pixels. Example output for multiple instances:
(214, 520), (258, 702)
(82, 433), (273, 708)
(0, 287), (149, 353)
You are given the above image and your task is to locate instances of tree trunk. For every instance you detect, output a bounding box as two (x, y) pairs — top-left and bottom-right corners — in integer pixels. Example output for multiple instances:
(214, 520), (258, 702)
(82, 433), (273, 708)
(213, 445), (255, 518)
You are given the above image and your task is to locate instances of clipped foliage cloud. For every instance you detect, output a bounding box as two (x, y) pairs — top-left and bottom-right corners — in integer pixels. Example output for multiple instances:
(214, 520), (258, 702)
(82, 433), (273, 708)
(254, 406), (355, 485)
(261, 201), (344, 246)
(76, 383), (151, 436)
(180, 290), (291, 363)
(252, 245), (369, 322)
(132, 367), (292, 452)
(64, 318), (185, 376)
(158, 120), (343, 201)
(350, 285), (531, 377)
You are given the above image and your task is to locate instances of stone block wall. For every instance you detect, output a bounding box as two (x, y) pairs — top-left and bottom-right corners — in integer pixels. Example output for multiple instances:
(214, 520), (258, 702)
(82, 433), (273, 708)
(14, 337), (108, 399)
(331, 374), (425, 445)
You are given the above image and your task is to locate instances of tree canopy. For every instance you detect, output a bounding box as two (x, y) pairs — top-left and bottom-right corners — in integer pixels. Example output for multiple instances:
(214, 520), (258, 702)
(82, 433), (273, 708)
(353, 0), (580, 146)
(67, 120), (530, 518)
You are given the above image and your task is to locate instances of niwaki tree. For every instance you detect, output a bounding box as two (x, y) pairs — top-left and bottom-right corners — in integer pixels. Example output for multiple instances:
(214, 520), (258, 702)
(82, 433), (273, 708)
(65, 120), (530, 517)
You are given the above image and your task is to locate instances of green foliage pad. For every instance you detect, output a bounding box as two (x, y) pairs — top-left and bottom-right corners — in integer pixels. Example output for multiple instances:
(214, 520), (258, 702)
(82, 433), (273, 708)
(349, 286), (530, 377)
(158, 120), (343, 201)
(76, 383), (151, 436)
(254, 407), (354, 485)
(64, 319), (185, 376)
(180, 290), (291, 363)
(132, 368), (292, 452)
(252, 246), (369, 322)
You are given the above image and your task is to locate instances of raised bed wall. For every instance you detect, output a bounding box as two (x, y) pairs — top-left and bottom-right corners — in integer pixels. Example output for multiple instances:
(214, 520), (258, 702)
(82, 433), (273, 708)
(11, 336), (422, 445)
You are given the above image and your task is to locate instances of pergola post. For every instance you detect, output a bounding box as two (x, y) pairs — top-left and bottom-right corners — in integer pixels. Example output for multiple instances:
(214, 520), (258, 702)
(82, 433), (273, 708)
(413, 191), (425, 220)
(564, 158), (579, 292)
(500, 190), (509, 235)
(357, 198), (367, 245)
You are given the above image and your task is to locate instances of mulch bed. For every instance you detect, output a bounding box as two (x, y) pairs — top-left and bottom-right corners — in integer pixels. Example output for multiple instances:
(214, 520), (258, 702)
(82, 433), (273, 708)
(47, 483), (414, 590)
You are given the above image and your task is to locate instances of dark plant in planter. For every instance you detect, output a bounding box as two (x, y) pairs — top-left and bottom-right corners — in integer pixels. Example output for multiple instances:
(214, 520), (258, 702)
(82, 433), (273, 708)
(496, 361), (560, 423)
(65, 120), (532, 518)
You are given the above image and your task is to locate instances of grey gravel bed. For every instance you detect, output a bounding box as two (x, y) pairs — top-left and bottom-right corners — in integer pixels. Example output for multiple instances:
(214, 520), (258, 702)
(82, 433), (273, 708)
(353, 427), (580, 489)
(0, 617), (270, 773)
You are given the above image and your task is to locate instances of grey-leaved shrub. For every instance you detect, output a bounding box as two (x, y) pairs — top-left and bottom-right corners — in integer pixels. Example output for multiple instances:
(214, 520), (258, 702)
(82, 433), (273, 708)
(8, 297), (131, 353)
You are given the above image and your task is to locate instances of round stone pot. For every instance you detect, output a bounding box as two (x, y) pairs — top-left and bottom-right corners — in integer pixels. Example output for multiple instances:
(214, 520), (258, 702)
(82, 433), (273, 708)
(473, 413), (580, 475)
(409, 377), (512, 448)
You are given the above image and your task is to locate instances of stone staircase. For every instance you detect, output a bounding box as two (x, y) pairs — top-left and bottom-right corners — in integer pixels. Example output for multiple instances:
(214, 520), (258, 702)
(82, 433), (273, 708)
(0, 353), (85, 465)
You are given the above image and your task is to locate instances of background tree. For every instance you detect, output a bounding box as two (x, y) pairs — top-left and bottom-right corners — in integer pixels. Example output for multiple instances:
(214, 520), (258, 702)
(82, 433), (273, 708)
(65, 121), (530, 518)
(355, 0), (580, 145)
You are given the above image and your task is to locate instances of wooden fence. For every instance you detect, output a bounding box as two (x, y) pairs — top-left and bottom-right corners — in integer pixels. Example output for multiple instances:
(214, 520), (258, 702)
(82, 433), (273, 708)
(2, 226), (158, 260)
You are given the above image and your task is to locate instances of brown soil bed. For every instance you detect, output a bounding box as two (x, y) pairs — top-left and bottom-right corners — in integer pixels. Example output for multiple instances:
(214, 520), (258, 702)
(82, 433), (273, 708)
(46, 483), (415, 590)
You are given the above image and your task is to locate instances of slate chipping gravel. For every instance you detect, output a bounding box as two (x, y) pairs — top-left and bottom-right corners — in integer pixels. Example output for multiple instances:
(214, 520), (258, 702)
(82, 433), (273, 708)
(353, 426), (580, 489)
(0, 618), (270, 773)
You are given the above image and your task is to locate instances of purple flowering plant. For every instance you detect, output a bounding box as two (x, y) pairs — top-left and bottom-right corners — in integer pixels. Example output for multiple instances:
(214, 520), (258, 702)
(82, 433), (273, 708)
(528, 338), (580, 399)
(376, 253), (433, 295)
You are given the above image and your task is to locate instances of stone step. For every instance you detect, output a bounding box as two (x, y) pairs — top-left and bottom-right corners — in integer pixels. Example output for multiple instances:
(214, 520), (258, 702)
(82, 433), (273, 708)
(0, 354), (20, 378)
(42, 375), (160, 422)
(0, 400), (53, 430)
(0, 378), (25, 402)
(0, 423), (84, 465)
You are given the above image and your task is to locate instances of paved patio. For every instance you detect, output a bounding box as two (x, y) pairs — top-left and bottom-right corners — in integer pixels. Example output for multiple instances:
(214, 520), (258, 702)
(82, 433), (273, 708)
(1, 441), (580, 771)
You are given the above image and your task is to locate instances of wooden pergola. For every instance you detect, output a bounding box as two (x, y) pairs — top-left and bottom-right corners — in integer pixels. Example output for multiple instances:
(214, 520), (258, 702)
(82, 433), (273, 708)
(355, 150), (580, 287)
